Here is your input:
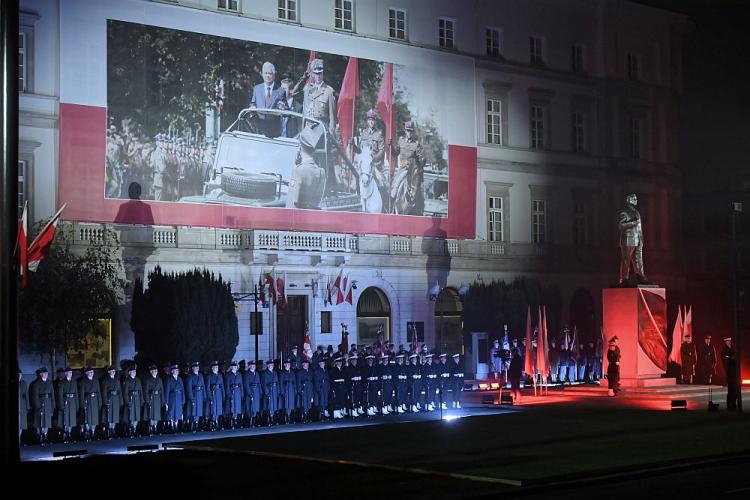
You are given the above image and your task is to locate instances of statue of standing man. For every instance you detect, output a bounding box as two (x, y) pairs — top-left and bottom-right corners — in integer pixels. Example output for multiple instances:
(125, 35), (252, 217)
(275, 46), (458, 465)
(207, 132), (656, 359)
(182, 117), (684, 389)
(617, 193), (649, 286)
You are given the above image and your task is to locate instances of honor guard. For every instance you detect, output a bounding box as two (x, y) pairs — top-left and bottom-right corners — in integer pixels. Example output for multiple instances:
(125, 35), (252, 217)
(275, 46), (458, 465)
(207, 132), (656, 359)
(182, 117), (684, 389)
(279, 358), (298, 421)
(407, 353), (423, 412)
(378, 354), (394, 415)
(204, 361), (225, 429)
(78, 366), (102, 440)
(393, 354), (408, 413)
(261, 360), (280, 422)
(29, 367), (55, 444)
(224, 361), (244, 428)
(680, 334), (698, 384)
(363, 354), (379, 416)
(721, 337), (739, 411)
(288, 346), (301, 370)
(697, 335), (717, 385)
(329, 356), (347, 419)
(606, 337), (621, 396)
(243, 359), (262, 424)
(122, 365), (143, 436)
(346, 354), (364, 416)
(296, 358), (314, 419)
(19, 370), (29, 443)
(100, 365), (122, 438)
(313, 358), (331, 418)
(422, 353), (438, 411)
(437, 353), (451, 410)
(143, 364), (164, 435)
(450, 354), (465, 409)
(164, 364), (186, 432)
(185, 362), (205, 431)
(55, 367), (78, 442)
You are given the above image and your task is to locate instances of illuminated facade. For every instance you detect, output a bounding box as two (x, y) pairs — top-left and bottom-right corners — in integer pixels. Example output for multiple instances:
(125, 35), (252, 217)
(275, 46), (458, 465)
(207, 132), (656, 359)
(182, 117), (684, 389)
(19, 0), (690, 372)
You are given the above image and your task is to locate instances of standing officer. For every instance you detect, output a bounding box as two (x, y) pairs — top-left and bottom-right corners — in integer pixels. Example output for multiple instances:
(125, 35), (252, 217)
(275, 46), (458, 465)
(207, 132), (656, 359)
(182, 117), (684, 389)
(378, 353), (393, 415)
(224, 361), (244, 428)
(19, 369), (29, 443)
(286, 125), (326, 210)
(606, 337), (621, 396)
(362, 354), (379, 416)
(312, 357), (331, 418)
(329, 356), (347, 419)
(489, 339), (502, 380)
(243, 359), (262, 425)
(296, 358), (314, 420)
(121, 364), (143, 436)
(288, 345), (301, 371)
(185, 361), (205, 432)
(697, 335), (717, 385)
(393, 354), (408, 413)
(29, 367), (55, 444)
(164, 364), (186, 433)
(279, 358), (298, 422)
(437, 353), (451, 410)
(721, 337), (739, 411)
(205, 361), (225, 429)
(390, 121), (425, 215)
(422, 353), (438, 411)
(407, 353), (423, 412)
(346, 353), (364, 417)
(78, 366), (102, 440)
(680, 334), (698, 384)
(450, 354), (465, 409)
(262, 359), (280, 423)
(55, 367), (78, 442)
(303, 58), (337, 134)
(100, 365), (122, 439)
(143, 364), (164, 435)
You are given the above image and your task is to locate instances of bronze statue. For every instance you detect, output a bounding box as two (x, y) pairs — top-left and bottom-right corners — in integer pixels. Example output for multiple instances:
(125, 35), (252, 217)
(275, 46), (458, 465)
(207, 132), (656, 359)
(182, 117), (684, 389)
(617, 193), (648, 286)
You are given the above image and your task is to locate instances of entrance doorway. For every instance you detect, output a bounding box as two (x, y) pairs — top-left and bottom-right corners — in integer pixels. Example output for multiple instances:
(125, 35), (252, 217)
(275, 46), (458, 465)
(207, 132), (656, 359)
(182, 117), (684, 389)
(276, 295), (307, 359)
(356, 287), (391, 348)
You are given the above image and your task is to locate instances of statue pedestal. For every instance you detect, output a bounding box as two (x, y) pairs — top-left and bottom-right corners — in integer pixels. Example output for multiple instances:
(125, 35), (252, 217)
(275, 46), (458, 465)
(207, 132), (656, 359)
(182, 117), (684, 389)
(600, 287), (676, 387)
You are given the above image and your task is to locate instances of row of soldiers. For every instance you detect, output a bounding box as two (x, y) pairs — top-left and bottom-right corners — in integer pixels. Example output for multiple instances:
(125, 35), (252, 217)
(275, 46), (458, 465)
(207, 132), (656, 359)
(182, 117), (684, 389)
(18, 351), (465, 445)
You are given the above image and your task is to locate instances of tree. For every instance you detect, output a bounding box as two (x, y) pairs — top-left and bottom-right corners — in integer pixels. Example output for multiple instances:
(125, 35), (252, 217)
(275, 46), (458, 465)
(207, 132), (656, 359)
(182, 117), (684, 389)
(131, 267), (239, 365)
(19, 224), (125, 364)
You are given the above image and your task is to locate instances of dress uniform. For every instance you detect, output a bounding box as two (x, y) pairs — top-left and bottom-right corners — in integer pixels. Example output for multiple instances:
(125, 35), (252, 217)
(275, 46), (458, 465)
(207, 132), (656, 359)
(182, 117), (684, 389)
(697, 336), (717, 385)
(286, 125), (326, 209)
(680, 335), (698, 384)
(205, 361), (225, 427)
(437, 354), (451, 409)
(164, 365), (186, 430)
(378, 354), (393, 414)
(450, 354), (465, 408)
(407, 353), (423, 412)
(185, 362), (206, 430)
(346, 355), (364, 416)
(606, 338), (621, 396)
(224, 361), (244, 427)
(143, 365), (164, 434)
(313, 359), (331, 417)
(393, 354), (408, 413)
(302, 59), (337, 133)
(55, 368), (78, 440)
(121, 365), (143, 435)
(279, 359), (298, 420)
(261, 360), (280, 419)
(296, 359), (314, 418)
(721, 338), (739, 411)
(18, 370), (29, 439)
(243, 360), (262, 422)
(329, 357), (347, 419)
(29, 367), (55, 443)
(422, 354), (438, 411)
(100, 366), (122, 438)
(78, 367), (102, 438)
(390, 122), (425, 215)
(362, 355), (380, 416)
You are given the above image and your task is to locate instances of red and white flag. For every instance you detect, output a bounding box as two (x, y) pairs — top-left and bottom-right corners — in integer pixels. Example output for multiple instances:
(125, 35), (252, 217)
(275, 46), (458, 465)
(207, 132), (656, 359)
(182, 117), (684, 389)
(683, 305), (693, 341)
(276, 275), (286, 308)
(410, 323), (418, 353)
(27, 204), (66, 273)
(265, 273), (276, 305)
(337, 57), (360, 154)
(335, 270), (345, 305)
(16, 202), (28, 287)
(344, 280), (353, 305)
(536, 306), (549, 380)
(669, 306), (684, 364)
(303, 323), (313, 360)
(524, 305), (534, 375)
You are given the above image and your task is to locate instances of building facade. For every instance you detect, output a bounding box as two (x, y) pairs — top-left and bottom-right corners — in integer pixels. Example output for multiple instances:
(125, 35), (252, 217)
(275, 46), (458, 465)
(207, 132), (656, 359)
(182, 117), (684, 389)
(19, 0), (690, 374)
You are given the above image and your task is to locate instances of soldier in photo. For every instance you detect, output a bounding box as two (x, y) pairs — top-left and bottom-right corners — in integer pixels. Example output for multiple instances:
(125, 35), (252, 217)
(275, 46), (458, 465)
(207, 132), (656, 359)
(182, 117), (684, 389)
(78, 366), (102, 440)
(29, 367), (55, 444)
(19, 369), (29, 443)
(243, 359), (262, 425)
(224, 360), (244, 428)
(205, 361), (225, 429)
(279, 358), (298, 422)
(150, 134), (169, 200)
(422, 353), (438, 411)
(680, 334), (698, 384)
(437, 353), (451, 409)
(296, 358), (314, 420)
(261, 359), (280, 423)
(55, 367), (78, 442)
(721, 337), (739, 411)
(697, 335), (717, 385)
(362, 354), (379, 416)
(378, 353), (393, 415)
(606, 337), (621, 396)
(164, 364), (186, 433)
(303, 58), (337, 135)
(184, 361), (205, 431)
(353, 108), (388, 208)
(100, 365), (122, 439)
(275, 72), (303, 138)
(329, 356), (347, 419)
(286, 125), (326, 210)
(450, 354), (465, 409)
(121, 364), (143, 436)
(346, 353), (364, 416)
(390, 121), (425, 215)
(407, 352), (423, 412)
(312, 357), (331, 418)
(143, 364), (164, 435)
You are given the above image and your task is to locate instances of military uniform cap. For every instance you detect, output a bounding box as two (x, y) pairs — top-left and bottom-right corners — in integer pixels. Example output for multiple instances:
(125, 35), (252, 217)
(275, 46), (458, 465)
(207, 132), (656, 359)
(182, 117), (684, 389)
(408, 353), (418, 359)
(724, 337), (732, 341)
(170, 364), (180, 370)
(334, 356), (343, 362)
(162, 362), (171, 368)
(425, 353), (434, 358)
(365, 354), (376, 360)
(106, 365), (116, 371)
(148, 364), (158, 370)
(311, 58), (324, 73)
(248, 359), (257, 365)
(229, 360), (239, 367)
(127, 365), (137, 372)
(284, 357), (293, 363)
(37, 367), (48, 373)
(438, 353), (447, 358)
(209, 360), (219, 367)
(301, 358), (310, 364)
(404, 121), (414, 130)
(349, 354), (359, 360)
(56, 367), (64, 373)
(191, 361), (201, 368)
(299, 125), (323, 149)
(266, 359), (275, 364)
(381, 352), (390, 358)
(395, 354), (405, 359)
(84, 366), (94, 372)
(705, 335), (712, 339)
(291, 345), (298, 350)
(452, 353), (461, 358)
(366, 109), (379, 119)
(280, 71), (293, 82)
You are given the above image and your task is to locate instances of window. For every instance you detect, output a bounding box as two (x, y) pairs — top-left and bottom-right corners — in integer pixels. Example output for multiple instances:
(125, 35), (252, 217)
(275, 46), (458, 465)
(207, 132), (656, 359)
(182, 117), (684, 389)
(488, 196), (503, 242)
(19, 32), (26, 92)
(278, 0), (298, 22)
(486, 28), (501, 57)
(218, 0), (239, 11)
(627, 53), (640, 81)
(572, 111), (586, 153)
(571, 44), (585, 72)
(629, 118), (642, 159)
(321, 311), (332, 333)
(439, 18), (454, 49)
(389, 8), (406, 40)
(532, 199), (547, 244)
(335, 0), (354, 31)
(487, 98), (502, 145)
(573, 201), (590, 245)
(18, 160), (27, 220)
(530, 104), (545, 149)
(530, 36), (544, 65)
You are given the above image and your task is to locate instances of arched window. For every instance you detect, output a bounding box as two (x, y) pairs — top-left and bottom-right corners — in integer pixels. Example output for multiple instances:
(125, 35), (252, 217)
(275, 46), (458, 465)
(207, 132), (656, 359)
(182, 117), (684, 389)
(357, 287), (391, 348)
(434, 288), (463, 355)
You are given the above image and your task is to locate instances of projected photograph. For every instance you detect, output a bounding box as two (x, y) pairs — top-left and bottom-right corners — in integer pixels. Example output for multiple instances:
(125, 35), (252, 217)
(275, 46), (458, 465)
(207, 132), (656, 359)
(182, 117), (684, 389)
(105, 20), (449, 216)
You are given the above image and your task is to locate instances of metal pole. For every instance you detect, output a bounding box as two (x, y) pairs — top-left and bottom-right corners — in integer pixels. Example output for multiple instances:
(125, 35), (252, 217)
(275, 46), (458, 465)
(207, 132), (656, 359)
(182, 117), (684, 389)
(732, 202), (743, 412)
(1, 0), (20, 465)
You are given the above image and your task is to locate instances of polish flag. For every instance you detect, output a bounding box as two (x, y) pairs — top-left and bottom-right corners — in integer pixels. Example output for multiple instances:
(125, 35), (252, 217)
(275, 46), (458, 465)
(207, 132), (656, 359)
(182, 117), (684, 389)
(669, 306), (684, 365)
(16, 202), (28, 287)
(344, 281), (353, 305)
(683, 305), (693, 341)
(524, 306), (534, 375)
(337, 57), (360, 154)
(27, 204), (66, 273)
(303, 323), (313, 360)
(265, 273), (276, 305)
(276, 276), (286, 308)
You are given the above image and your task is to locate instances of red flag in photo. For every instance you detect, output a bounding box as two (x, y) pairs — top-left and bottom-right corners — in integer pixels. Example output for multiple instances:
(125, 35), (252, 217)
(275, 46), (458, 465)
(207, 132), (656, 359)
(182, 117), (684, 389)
(276, 276), (286, 308)
(27, 204), (66, 273)
(265, 273), (276, 305)
(337, 57), (360, 155)
(524, 305), (534, 375)
(376, 62), (396, 172)
(16, 202), (28, 288)
(306, 50), (317, 87)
